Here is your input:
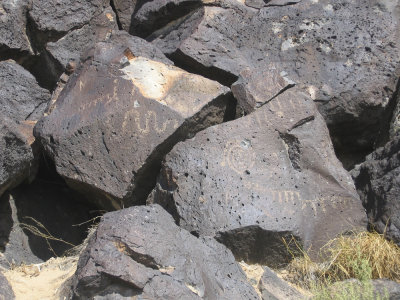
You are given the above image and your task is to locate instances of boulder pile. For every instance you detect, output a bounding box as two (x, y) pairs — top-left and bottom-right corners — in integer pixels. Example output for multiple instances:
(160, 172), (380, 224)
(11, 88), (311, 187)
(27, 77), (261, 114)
(1, 0), (399, 298)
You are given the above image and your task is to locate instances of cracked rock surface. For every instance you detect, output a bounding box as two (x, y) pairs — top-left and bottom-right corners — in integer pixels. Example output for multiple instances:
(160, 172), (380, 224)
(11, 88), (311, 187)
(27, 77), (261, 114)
(35, 31), (232, 210)
(71, 204), (259, 300)
(150, 87), (367, 266)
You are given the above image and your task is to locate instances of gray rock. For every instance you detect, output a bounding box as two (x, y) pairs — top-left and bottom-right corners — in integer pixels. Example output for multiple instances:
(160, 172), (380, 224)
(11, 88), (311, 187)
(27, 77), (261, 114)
(245, 0), (301, 9)
(46, 6), (117, 74)
(0, 60), (50, 198)
(150, 87), (367, 267)
(111, 0), (138, 32)
(0, 0), (32, 58)
(72, 204), (260, 299)
(29, 0), (109, 34)
(0, 61), (50, 122)
(35, 32), (233, 210)
(0, 271), (14, 300)
(150, 0), (400, 168)
(351, 134), (400, 244)
(259, 267), (304, 300)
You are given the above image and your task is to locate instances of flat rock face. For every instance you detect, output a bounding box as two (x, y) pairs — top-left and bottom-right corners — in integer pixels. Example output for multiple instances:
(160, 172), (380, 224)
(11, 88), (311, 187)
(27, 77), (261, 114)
(259, 267), (303, 300)
(150, 0), (400, 166)
(35, 32), (232, 210)
(151, 87), (367, 266)
(72, 205), (259, 299)
(0, 61), (50, 197)
(0, 271), (14, 300)
(0, 0), (32, 57)
(352, 134), (400, 244)
(29, 0), (109, 33)
(112, 0), (138, 32)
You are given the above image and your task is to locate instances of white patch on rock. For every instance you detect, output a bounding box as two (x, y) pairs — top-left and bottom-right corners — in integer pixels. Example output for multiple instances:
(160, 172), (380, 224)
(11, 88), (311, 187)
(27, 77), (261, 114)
(281, 38), (299, 51)
(307, 85), (318, 100)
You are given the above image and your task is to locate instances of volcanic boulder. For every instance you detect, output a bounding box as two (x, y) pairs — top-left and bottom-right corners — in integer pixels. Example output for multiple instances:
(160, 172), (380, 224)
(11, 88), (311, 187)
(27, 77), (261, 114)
(71, 205), (259, 299)
(150, 87), (367, 266)
(149, 0), (400, 167)
(0, 61), (50, 197)
(0, 0), (32, 60)
(352, 134), (400, 245)
(35, 32), (233, 210)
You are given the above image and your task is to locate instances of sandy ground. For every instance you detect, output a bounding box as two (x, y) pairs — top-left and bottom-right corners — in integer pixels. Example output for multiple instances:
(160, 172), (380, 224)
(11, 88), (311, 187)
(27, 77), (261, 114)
(3, 256), (77, 300)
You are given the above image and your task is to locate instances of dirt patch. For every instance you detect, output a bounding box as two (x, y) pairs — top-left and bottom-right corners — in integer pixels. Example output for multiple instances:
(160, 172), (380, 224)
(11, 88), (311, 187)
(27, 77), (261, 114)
(3, 256), (77, 300)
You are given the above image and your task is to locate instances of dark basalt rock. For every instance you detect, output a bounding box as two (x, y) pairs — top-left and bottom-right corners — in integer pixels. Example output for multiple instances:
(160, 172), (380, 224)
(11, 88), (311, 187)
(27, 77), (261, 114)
(111, 0), (139, 32)
(0, 60), (50, 198)
(351, 134), (400, 245)
(0, 0), (32, 60)
(149, 0), (400, 168)
(71, 205), (259, 299)
(35, 32), (233, 210)
(29, 0), (109, 35)
(150, 87), (367, 266)
(0, 271), (15, 300)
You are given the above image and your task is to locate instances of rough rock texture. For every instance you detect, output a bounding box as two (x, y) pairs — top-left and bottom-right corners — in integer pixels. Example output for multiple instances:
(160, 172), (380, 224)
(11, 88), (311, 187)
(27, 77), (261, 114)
(352, 134), (400, 244)
(0, 271), (15, 300)
(0, 0), (32, 60)
(0, 61), (50, 198)
(35, 32), (233, 210)
(72, 204), (259, 299)
(150, 87), (367, 266)
(45, 7), (117, 78)
(259, 267), (304, 300)
(111, 0), (139, 32)
(150, 0), (400, 168)
(131, 0), (203, 38)
(29, 0), (109, 35)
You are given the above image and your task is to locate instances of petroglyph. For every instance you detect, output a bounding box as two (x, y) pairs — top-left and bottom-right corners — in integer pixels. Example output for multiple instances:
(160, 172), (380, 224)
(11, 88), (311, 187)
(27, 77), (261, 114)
(221, 139), (256, 175)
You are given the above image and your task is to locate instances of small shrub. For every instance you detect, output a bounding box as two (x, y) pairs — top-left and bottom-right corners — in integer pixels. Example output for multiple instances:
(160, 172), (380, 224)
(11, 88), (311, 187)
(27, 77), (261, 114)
(282, 231), (400, 299)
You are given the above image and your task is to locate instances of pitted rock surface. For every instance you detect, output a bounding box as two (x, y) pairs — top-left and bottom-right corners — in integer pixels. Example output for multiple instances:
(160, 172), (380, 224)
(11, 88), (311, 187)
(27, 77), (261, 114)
(35, 32), (232, 210)
(150, 87), (367, 266)
(352, 134), (400, 244)
(150, 0), (400, 167)
(0, 61), (50, 198)
(0, 0), (32, 58)
(72, 205), (259, 299)
(29, 0), (110, 34)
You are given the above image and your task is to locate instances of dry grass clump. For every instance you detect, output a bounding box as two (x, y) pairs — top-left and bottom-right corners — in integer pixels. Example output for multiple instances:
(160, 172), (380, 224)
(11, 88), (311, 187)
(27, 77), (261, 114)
(283, 231), (400, 295)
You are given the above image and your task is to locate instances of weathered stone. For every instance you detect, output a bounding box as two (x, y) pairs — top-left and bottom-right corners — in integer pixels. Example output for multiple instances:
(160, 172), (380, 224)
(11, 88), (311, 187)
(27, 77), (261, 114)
(111, 0), (138, 32)
(0, 0), (32, 59)
(231, 66), (295, 114)
(351, 134), (400, 244)
(46, 7), (117, 75)
(0, 271), (14, 300)
(71, 205), (259, 299)
(35, 32), (233, 210)
(150, 87), (367, 266)
(150, 0), (400, 168)
(0, 61), (50, 198)
(29, 0), (109, 35)
(131, 0), (203, 38)
(259, 267), (304, 300)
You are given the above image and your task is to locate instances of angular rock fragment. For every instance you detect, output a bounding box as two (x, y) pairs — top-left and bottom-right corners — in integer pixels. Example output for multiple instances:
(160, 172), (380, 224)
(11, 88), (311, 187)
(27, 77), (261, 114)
(29, 0), (109, 35)
(35, 33), (232, 210)
(258, 267), (304, 300)
(245, 0), (301, 9)
(0, 61), (50, 197)
(71, 205), (259, 299)
(0, 0), (32, 59)
(150, 0), (400, 167)
(111, 0), (138, 32)
(351, 134), (400, 244)
(45, 7), (117, 76)
(0, 271), (15, 300)
(151, 87), (367, 266)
